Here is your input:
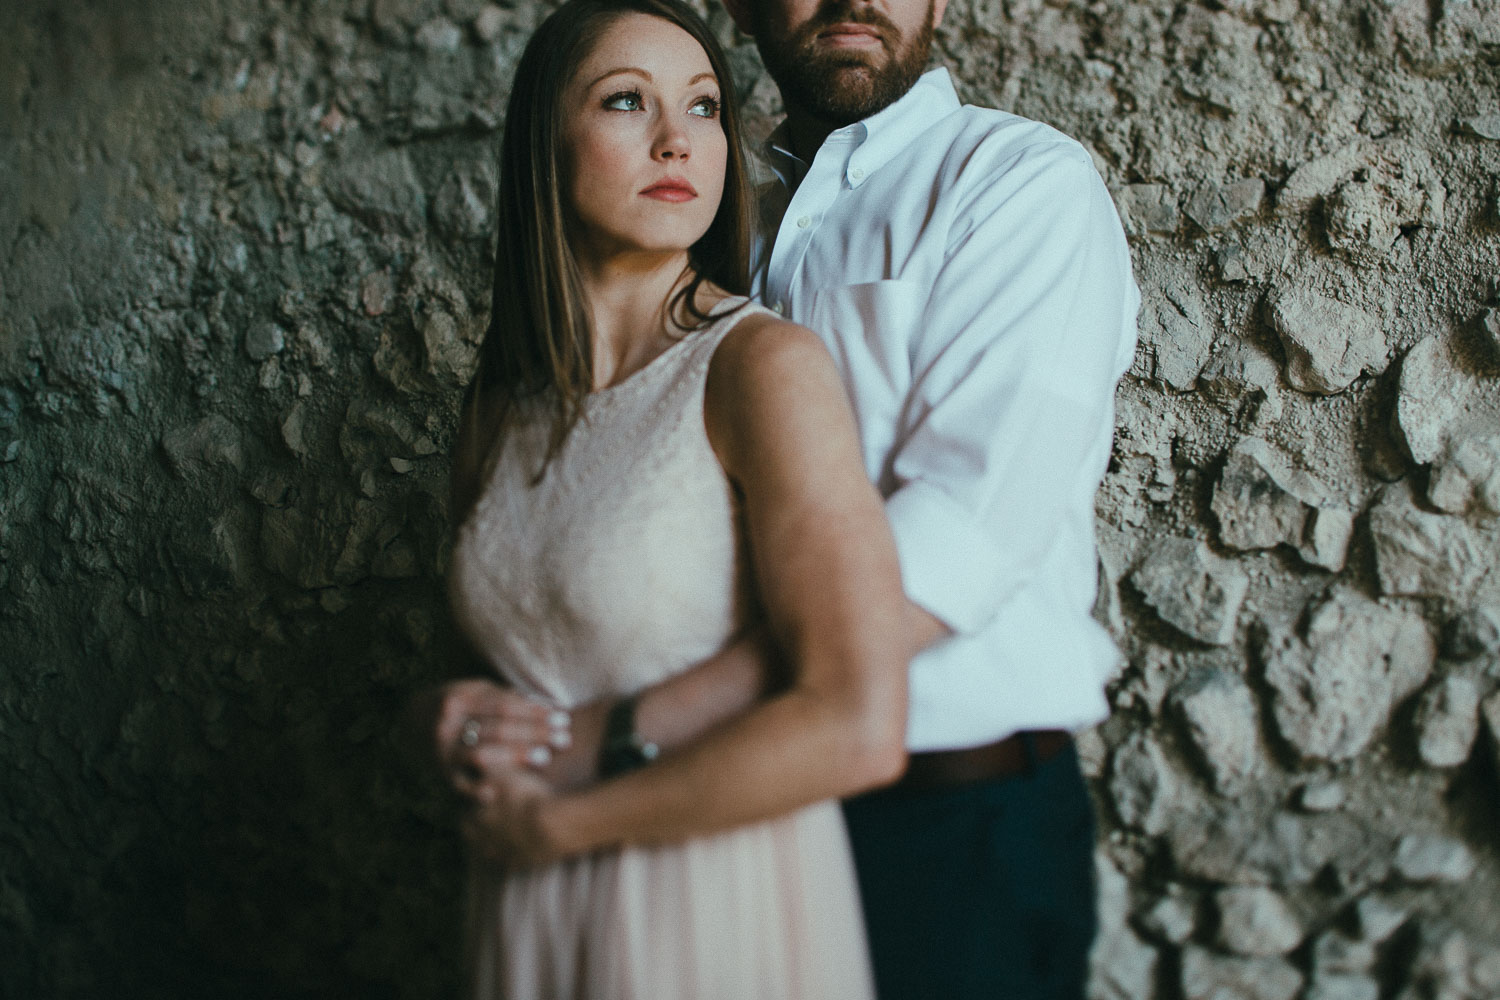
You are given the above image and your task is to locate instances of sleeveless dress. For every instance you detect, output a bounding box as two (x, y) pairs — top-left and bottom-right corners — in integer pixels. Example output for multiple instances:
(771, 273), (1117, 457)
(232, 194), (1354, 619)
(447, 298), (876, 1000)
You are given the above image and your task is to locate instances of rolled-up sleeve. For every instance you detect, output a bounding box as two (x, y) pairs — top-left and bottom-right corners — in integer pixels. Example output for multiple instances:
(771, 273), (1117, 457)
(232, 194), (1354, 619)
(885, 140), (1139, 634)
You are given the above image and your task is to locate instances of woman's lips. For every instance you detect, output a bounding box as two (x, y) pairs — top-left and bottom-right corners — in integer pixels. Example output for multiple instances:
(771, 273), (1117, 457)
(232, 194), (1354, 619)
(640, 179), (697, 202)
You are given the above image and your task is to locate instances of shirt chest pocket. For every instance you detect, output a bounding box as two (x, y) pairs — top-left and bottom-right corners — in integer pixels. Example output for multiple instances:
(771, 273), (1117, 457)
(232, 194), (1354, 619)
(806, 279), (924, 482)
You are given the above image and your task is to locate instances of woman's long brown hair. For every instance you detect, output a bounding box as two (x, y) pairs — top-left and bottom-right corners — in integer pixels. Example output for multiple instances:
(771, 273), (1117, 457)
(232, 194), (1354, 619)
(454, 0), (754, 511)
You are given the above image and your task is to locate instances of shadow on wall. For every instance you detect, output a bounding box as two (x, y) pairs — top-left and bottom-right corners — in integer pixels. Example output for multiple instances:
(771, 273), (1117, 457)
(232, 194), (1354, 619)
(3, 0), (483, 996)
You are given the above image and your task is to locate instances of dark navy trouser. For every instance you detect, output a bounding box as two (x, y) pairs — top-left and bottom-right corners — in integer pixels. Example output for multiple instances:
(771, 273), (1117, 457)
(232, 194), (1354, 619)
(842, 742), (1097, 1000)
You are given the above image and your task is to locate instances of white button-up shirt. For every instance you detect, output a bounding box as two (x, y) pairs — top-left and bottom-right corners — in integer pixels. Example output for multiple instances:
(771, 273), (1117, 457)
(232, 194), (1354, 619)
(754, 68), (1140, 752)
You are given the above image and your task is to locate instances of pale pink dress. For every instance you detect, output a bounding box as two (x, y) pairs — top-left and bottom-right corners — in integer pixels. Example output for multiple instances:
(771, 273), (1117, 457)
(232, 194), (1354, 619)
(447, 299), (876, 1000)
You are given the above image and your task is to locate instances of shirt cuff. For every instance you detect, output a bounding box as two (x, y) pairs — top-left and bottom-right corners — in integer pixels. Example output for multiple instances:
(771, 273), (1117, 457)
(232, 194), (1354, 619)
(885, 481), (1005, 634)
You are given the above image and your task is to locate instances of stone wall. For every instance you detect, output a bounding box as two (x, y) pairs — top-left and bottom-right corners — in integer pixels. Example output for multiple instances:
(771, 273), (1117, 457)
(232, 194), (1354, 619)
(2, 0), (1496, 997)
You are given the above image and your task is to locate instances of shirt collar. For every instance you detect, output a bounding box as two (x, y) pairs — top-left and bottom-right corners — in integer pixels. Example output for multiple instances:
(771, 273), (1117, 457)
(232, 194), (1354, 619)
(763, 67), (961, 191)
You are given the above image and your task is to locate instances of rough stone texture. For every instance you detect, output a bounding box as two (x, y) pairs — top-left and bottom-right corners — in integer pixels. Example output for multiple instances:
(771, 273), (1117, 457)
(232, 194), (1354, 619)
(1394, 835), (1479, 883)
(1131, 537), (1250, 645)
(1259, 589), (1435, 763)
(1211, 436), (1353, 570)
(6, 0), (1500, 995)
(1137, 890), (1197, 945)
(1370, 481), (1499, 605)
(1181, 947), (1304, 1000)
(1483, 692), (1500, 777)
(1109, 731), (1183, 835)
(1214, 885), (1303, 956)
(1090, 853), (1160, 1000)
(1266, 287), (1385, 395)
(1171, 669), (1261, 793)
(1412, 675), (1481, 768)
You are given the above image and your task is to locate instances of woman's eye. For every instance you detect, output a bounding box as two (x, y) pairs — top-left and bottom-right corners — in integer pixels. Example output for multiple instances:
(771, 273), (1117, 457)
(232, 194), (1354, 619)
(688, 96), (720, 119)
(603, 91), (643, 112)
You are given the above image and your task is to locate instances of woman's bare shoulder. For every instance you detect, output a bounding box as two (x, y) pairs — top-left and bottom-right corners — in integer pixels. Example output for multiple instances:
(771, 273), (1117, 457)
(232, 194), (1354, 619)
(710, 310), (832, 387)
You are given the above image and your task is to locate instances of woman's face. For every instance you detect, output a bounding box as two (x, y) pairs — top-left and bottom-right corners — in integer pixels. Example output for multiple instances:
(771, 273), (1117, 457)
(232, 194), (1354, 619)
(559, 13), (727, 263)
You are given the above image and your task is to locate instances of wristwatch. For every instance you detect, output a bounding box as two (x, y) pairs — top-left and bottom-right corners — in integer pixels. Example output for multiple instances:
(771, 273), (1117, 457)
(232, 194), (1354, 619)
(597, 694), (660, 779)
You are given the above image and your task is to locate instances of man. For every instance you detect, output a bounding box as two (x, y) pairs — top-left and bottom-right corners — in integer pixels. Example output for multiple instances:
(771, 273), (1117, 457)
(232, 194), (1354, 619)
(428, 0), (1138, 995)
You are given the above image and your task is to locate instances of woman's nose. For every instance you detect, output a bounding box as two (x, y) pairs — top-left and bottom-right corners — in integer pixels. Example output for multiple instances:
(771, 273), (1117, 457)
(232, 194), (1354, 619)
(654, 123), (690, 161)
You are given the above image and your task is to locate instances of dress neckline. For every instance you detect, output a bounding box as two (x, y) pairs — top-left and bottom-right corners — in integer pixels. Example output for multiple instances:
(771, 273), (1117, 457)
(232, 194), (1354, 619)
(587, 295), (752, 401)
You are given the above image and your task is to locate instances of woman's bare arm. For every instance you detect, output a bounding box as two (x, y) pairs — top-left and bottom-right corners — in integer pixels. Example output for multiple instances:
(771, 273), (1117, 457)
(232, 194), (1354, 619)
(462, 316), (930, 861)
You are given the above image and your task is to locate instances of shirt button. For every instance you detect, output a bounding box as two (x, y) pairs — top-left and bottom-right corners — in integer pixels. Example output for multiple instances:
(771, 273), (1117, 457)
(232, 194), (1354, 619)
(774, 301), (787, 315)
(796, 215), (811, 229)
(850, 167), (865, 180)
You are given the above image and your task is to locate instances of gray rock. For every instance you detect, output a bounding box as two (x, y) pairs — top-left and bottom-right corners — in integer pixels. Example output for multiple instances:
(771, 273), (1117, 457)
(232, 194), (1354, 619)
(160, 415), (245, 477)
(244, 321), (286, 361)
(1481, 308), (1500, 359)
(1413, 675), (1480, 767)
(1131, 537), (1249, 645)
(1267, 287), (1385, 395)
(1169, 805), (1374, 888)
(1326, 179), (1402, 262)
(1297, 780), (1346, 812)
(421, 309), (477, 383)
(1137, 891), (1197, 944)
(1305, 973), (1380, 1000)
(473, 4), (507, 41)
(280, 401), (311, 459)
(1140, 284), (1214, 391)
(1278, 143), (1370, 212)
(1427, 435), (1500, 516)
(1393, 336), (1500, 492)
(1352, 896), (1410, 944)
(1472, 948), (1500, 993)
(1171, 670), (1261, 793)
(415, 17), (462, 51)
(1211, 437), (1352, 570)
(1443, 606), (1500, 659)
(1483, 692), (1500, 775)
(1089, 853), (1160, 1000)
(1260, 588), (1435, 763)
(1394, 336), (1459, 465)
(433, 164), (494, 240)
(1370, 482), (1495, 604)
(1117, 183), (1180, 235)
(1458, 114), (1500, 140)
(1215, 885), (1303, 956)
(324, 148), (428, 234)
(1181, 946), (1304, 1000)
(260, 506), (339, 589)
(1312, 931), (1379, 975)
(1186, 177), (1265, 232)
(1108, 732), (1181, 835)
(1199, 343), (1283, 426)
(1087, 925), (1157, 1000)
(1393, 835), (1477, 882)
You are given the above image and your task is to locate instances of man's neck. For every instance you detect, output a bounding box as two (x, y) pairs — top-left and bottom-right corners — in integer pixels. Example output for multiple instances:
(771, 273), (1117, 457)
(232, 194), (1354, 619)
(780, 101), (842, 163)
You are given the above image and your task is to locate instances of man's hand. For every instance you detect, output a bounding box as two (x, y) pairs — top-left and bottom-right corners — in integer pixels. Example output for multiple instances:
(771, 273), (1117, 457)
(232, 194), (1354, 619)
(420, 678), (573, 803)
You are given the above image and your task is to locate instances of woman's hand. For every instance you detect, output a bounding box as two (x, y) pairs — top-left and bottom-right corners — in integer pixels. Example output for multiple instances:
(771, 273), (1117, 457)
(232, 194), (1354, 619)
(423, 678), (573, 802)
(460, 765), (563, 867)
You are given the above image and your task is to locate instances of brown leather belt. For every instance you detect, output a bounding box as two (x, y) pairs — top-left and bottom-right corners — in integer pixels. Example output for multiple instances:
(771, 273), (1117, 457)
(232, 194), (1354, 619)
(892, 730), (1072, 794)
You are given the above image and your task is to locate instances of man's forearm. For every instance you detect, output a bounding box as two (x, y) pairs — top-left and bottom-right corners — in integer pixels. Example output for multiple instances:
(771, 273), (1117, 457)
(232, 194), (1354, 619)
(538, 599), (949, 854)
(555, 603), (944, 790)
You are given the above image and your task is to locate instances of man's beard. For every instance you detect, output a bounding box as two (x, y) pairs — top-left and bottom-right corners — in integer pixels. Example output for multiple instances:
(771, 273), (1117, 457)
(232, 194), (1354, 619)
(755, 0), (936, 128)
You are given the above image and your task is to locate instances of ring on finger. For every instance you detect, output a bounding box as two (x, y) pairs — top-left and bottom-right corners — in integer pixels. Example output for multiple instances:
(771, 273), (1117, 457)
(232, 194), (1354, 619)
(460, 718), (482, 748)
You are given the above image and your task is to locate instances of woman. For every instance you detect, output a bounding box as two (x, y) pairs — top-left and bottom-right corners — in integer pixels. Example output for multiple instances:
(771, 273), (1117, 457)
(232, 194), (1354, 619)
(441, 0), (916, 995)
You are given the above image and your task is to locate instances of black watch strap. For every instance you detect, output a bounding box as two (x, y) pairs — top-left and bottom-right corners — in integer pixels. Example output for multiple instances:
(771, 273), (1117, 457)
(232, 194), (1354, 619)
(597, 695), (660, 779)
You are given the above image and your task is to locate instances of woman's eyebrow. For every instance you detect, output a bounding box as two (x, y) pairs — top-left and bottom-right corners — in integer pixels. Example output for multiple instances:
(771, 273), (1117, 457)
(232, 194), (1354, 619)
(585, 68), (720, 89)
(586, 66), (650, 88)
